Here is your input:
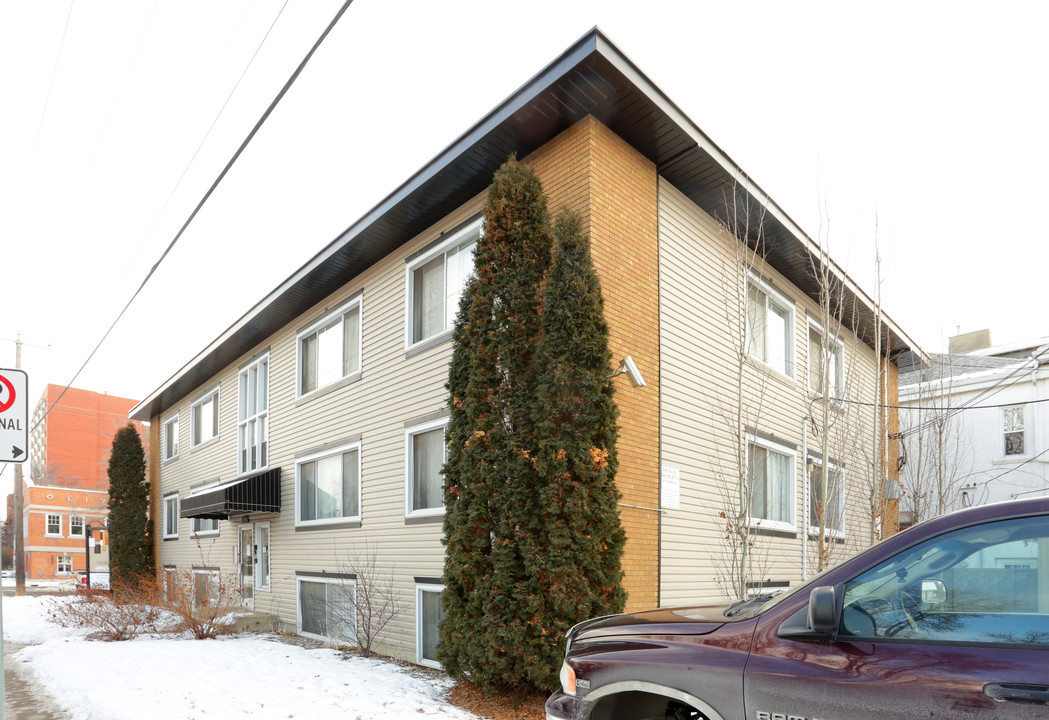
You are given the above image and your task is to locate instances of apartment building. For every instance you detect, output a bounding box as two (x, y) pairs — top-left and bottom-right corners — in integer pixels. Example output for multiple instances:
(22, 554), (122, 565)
(20, 385), (145, 578)
(131, 30), (921, 665)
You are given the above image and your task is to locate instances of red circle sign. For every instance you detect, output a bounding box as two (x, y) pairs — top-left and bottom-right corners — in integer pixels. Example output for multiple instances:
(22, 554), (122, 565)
(0, 374), (15, 414)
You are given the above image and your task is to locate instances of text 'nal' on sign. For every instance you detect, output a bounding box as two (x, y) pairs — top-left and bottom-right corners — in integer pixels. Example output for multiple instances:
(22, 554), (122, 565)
(0, 368), (28, 463)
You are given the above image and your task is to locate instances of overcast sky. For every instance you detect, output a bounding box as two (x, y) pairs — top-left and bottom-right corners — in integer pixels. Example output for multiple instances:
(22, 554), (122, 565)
(1, 1), (1046, 497)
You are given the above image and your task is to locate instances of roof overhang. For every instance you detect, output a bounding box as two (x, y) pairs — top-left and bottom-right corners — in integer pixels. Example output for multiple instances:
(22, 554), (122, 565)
(131, 27), (925, 422)
(179, 468), (281, 520)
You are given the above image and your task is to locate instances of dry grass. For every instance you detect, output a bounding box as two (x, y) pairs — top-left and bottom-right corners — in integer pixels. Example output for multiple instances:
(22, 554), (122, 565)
(447, 682), (547, 720)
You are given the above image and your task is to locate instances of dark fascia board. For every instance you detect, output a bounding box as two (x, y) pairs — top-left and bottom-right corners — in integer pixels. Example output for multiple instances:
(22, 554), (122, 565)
(131, 30), (609, 422)
(131, 27), (924, 422)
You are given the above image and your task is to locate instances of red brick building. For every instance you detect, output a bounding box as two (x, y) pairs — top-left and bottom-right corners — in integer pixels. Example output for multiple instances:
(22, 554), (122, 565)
(18, 386), (145, 579)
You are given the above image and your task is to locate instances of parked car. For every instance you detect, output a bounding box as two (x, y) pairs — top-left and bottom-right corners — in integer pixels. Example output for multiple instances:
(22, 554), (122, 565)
(1, 569), (13, 579)
(547, 497), (1049, 720)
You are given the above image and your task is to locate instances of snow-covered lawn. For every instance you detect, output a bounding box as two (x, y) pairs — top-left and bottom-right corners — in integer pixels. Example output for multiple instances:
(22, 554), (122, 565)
(3, 595), (480, 720)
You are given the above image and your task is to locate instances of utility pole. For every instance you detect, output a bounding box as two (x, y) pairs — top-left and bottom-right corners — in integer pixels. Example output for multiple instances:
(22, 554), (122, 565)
(13, 336), (25, 597)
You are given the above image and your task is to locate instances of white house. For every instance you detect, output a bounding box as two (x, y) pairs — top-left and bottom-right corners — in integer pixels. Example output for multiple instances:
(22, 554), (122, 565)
(898, 332), (1049, 524)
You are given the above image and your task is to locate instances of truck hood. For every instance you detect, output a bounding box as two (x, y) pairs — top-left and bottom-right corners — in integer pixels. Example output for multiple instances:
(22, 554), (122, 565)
(571, 604), (733, 641)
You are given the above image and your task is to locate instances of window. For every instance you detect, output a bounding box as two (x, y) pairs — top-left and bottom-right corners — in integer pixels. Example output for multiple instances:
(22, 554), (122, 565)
(238, 354), (269, 475)
(1003, 405), (1025, 456)
(748, 440), (795, 530)
(808, 323), (843, 400)
(163, 566), (175, 600)
(192, 517), (220, 537)
(406, 419), (448, 517)
(193, 570), (219, 608)
(163, 493), (179, 540)
(417, 584), (446, 668)
(57, 555), (72, 574)
(256, 523), (270, 591)
(69, 515), (84, 538)
(296, 444), (361, 526)
(45, 513), (61, 536)
(163, 414), (179, 461)
(407, 220), (480, 346)
(191, 387), (219, 447)
(840, 515), (1049, 646)
(297, 577), (356, 643)
(809, 462), (845, 534)
(747, 278), (794, 377)
(298, 297), (362, 396)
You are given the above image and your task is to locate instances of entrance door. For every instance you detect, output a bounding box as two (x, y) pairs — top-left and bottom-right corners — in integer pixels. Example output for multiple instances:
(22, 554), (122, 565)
(239, 525), (254, 609)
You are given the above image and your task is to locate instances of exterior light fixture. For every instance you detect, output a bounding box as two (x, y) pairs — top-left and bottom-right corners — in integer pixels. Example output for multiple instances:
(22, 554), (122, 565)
(611, 356), (646, 388)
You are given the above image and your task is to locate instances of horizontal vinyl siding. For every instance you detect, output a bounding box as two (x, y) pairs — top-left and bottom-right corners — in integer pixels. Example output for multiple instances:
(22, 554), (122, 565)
(658, 178), (878, 606)
(156, 195), (485, 661)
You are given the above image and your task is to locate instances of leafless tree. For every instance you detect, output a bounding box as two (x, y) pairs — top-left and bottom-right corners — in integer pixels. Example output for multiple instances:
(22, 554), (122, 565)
(707, 184), (780, 600)
(804, 201), (868, 573)
(898, 357), (975, 523)
(327, 540), (402, 657)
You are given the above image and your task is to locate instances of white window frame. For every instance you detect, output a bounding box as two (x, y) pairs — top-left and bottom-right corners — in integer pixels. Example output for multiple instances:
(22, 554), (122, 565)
(807, 458), (846, 538)
(69, 514), (84, 538)
(746, 436), (797, 533)
(162, 413), (180, 461)
(416, 583), (445, 669)
(191, 516), (220, 538)
(45, 513), (62, 537)
(238, 354), (269, 476)
(296, 296), (363, 398)
(296, 576), (357, 644)
(1002, 405), (1027, 458)
(188, 481), (221, 538)
(192, 568), (219, 609)
(57, 555), (73, 574)
(163, 493), (179, 540)
(295, 442), (362, 528)
(746, 274), (796, 379)
(405, 417), (449, 519)
(190, 385), (220, 449)
(807, 320), (844, 401)
(404, 219), (481, 350)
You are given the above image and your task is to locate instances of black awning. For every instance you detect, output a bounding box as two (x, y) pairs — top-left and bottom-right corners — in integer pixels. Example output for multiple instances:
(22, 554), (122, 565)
(180, 468), (281, 520)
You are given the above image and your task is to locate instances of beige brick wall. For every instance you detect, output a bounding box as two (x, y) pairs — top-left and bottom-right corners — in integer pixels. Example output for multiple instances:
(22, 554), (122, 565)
(526, 117), (661, 610)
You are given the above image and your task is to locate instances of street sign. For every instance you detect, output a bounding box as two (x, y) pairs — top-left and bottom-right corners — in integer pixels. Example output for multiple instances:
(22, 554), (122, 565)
(0, 369), (28, 463)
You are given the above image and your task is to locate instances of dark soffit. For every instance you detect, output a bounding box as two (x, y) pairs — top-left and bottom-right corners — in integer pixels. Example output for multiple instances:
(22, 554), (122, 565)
(132, 28), (923, 421)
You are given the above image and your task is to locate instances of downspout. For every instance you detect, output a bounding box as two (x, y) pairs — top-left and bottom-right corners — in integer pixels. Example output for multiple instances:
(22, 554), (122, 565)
(801, 415), (810, 581)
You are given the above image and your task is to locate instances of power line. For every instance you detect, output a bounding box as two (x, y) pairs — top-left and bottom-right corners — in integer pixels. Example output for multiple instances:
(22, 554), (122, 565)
(32, 0), (75, 159)
(31, 0), (356, 434)
(114, 0), (289, 288)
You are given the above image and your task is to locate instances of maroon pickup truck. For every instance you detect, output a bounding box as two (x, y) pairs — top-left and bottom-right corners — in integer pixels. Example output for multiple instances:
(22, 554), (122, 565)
(547, 497), (1049, 720)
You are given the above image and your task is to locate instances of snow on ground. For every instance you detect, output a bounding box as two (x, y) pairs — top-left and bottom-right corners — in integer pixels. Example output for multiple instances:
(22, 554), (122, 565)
(3, 596), (480, 720)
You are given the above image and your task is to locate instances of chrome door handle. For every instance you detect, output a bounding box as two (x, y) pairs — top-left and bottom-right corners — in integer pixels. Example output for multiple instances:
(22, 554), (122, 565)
(984, 683), (1049, 705)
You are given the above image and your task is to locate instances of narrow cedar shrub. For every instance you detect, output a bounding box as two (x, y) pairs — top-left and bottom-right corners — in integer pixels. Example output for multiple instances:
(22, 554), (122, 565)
(438, 156), (553, 690)
(525, 211), (625, 687)
(439, 162), (625, 693)
(107, 423), (154, 592)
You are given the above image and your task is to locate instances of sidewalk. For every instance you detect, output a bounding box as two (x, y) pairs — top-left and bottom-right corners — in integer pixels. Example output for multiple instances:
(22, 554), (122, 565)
(4, 641), (70, 720)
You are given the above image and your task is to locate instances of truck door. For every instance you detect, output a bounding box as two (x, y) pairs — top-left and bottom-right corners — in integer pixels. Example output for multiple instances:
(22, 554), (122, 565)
(744, 515), (1049, 719)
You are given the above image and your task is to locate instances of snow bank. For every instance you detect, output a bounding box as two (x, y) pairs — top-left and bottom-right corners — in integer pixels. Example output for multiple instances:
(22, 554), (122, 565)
(4, 595), (480, 720)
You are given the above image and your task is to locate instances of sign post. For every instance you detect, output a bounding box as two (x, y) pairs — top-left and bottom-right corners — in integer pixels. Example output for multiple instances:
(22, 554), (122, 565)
(0, 368), (28, 464)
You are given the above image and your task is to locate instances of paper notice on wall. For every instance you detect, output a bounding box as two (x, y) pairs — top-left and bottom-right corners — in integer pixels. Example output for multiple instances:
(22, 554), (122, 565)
(661, 465), (681, 510)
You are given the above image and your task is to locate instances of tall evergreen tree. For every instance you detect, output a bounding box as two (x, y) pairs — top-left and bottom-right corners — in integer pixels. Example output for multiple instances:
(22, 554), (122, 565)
(107, 423), (153, 590)
(439, 156), (553, 689)
(439, 161), (625, 692)
(526, 211), (626, 686)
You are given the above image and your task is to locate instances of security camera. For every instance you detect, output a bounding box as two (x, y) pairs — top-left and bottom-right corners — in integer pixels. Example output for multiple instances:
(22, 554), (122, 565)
(614, 356), (646, 388)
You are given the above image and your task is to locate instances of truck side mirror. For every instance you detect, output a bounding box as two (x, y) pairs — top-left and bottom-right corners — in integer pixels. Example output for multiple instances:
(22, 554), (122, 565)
(807, 586), (838, 635)
(921, 578), (947, 605)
